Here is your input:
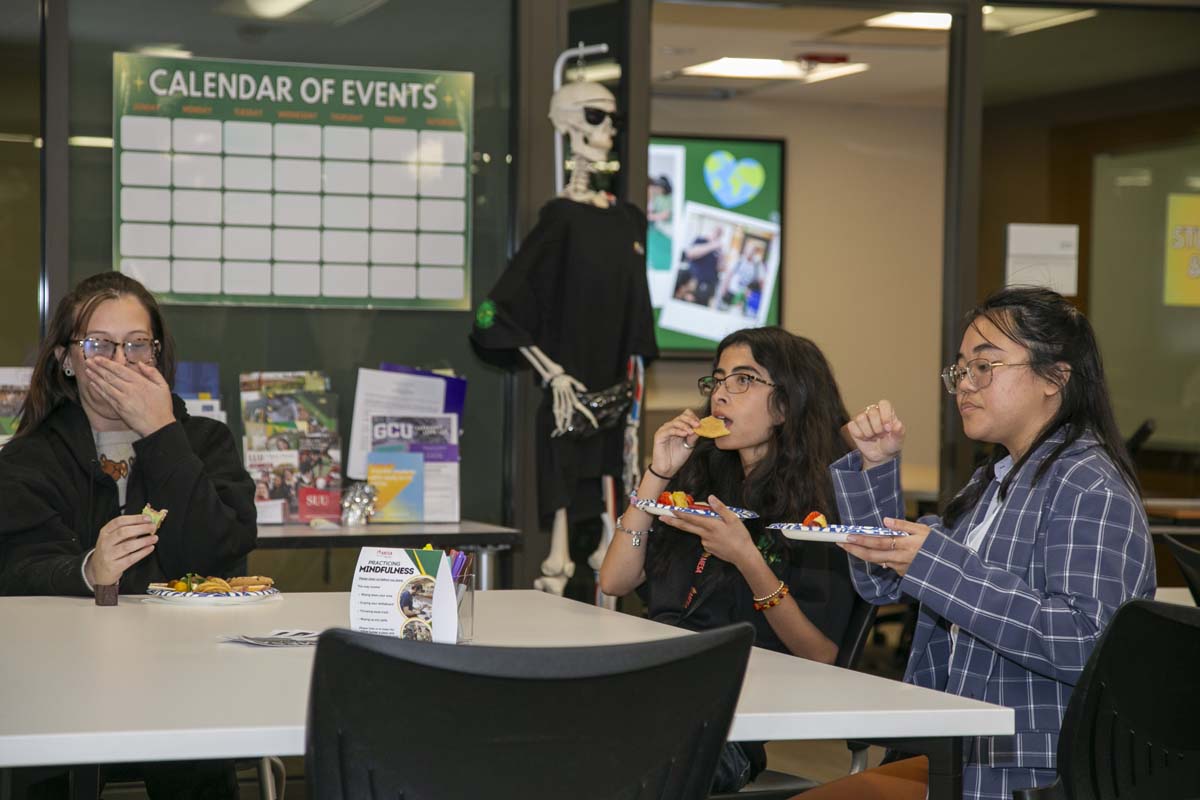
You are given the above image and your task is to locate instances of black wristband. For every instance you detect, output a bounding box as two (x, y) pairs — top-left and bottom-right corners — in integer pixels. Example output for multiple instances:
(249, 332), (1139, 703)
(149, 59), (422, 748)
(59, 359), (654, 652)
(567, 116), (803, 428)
(646, 464), (674, 481)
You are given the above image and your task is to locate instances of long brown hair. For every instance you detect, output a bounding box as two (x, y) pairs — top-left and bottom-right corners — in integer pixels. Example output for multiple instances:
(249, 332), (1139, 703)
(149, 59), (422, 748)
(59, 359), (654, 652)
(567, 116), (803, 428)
(648, 327), (852, 580)
(15, 272), (176, 438)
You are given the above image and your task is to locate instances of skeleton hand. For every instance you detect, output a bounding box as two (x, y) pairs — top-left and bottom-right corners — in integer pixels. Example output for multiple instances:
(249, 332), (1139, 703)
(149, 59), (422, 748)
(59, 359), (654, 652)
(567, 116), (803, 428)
(550, 372), (598, 436)
(517, 346), (599, 437)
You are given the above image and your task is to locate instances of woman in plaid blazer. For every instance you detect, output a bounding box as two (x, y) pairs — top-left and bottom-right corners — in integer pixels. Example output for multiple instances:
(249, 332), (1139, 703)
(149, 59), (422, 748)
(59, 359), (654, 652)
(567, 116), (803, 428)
(800, 287), (1155, 800)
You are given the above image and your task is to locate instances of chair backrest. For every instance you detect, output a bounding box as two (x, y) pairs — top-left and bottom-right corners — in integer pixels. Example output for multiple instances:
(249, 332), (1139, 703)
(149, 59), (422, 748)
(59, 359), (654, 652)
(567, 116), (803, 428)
(834, 592), (877, 670)
(1124, 418), (1155, 458)
(1163, 534), (1200, 606)
(306, 623), (755, 800)
(1055, 599), (1200, 800)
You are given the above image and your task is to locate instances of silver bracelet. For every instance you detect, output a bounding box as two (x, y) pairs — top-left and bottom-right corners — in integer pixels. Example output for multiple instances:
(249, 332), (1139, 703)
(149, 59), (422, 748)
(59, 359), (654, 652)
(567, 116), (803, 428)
(616, 514), (651, 548)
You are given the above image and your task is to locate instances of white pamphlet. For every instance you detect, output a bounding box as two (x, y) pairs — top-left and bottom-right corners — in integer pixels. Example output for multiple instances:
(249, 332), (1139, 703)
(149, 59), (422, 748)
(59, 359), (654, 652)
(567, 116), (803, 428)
(349, 546), (457, 644)
(347, 368), (447, 479)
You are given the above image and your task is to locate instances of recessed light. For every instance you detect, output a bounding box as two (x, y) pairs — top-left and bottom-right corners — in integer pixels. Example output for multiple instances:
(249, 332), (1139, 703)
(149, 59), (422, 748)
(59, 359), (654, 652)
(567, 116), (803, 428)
(681, 57), (869, 83)
(864, 12), (953, 30)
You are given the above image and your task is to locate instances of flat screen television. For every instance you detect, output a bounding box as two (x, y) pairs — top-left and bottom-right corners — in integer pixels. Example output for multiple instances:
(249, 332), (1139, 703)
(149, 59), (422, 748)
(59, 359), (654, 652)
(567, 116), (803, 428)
(647, 135), (784, 356)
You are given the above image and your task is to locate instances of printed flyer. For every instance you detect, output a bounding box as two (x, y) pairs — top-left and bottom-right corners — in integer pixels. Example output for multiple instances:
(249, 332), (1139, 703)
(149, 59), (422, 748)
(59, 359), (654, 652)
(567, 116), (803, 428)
(349, 546), (456, 643)
(369, 413), (460, 522)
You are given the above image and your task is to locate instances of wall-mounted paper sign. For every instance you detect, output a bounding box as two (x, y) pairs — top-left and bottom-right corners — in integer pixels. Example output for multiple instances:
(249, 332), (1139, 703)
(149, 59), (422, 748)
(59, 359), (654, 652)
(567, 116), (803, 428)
(1165, 193), (1200, 307)
(1005, 223), (1079, 296)
(112, 53), (474, 311)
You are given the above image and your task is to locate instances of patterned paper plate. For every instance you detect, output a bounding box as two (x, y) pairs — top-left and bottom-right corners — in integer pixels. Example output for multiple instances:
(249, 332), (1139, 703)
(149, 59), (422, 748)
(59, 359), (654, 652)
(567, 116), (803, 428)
(767, 523), (908, 543)
(144, 587), (281, 605)
(633, 499), (758, 520)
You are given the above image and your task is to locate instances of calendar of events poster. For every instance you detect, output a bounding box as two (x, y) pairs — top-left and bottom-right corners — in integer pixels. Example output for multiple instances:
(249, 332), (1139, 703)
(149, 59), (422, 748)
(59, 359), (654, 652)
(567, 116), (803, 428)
(112, 53), (474, 310)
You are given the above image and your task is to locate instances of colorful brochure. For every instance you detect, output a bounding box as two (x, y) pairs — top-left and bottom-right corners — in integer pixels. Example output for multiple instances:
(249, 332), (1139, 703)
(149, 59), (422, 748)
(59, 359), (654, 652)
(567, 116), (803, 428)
(349, 547), (458, 643)
(370, 413), (460, 522)
(366, 451), (425, 522)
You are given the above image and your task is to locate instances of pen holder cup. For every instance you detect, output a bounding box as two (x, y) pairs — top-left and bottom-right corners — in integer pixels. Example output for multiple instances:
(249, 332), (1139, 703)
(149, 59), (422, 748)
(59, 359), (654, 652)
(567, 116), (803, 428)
(455, 572), (474, 644)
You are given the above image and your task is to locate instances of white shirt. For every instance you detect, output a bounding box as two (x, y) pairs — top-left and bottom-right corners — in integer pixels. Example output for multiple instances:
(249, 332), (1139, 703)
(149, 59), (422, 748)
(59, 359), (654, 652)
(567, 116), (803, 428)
(948, 455), (1014, 661)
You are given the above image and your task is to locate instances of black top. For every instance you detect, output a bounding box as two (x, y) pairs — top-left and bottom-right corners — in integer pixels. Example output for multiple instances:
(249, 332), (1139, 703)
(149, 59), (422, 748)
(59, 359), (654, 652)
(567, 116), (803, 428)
(687, 237), (720, 284)
(471, 198), (659, 519)
(0, 396), (257, 595)
(643, 522), (855, 657)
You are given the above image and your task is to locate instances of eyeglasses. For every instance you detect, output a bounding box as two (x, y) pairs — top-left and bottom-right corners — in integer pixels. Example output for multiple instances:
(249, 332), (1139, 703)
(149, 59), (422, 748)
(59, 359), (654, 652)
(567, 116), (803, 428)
(697, 373), (776, 397)
(582, 106), (621, 126)
(940, 358), (1029, 394)
(72, 337), (161, 364)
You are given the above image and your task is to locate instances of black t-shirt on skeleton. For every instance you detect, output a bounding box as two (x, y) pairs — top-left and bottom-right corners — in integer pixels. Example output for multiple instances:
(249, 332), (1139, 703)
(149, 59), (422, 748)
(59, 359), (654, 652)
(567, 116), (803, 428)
(471, 198), (659, 519)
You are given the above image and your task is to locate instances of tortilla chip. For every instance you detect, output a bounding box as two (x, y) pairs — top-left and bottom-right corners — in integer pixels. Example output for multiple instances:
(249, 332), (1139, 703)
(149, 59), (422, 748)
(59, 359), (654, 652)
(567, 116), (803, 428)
(142, 504), (168, 531)
(696, 416), (730, 438)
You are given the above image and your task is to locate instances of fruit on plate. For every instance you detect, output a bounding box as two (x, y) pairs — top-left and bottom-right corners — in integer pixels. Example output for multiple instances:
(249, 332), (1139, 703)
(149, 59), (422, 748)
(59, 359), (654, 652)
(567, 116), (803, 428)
(653, 491), (713, 511)
(696, 416), (730, 438)
(803, 511), (828, 528)
(142, 504), (168, 530)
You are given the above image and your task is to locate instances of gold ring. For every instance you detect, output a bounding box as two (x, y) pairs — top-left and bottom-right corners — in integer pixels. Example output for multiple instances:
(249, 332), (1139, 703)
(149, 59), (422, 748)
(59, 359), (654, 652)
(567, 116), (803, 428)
(866, 404), (879, 412)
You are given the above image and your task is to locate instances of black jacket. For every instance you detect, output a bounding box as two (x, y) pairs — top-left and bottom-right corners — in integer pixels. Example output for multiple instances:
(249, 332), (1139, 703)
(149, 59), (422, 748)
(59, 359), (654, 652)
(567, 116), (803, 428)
(0, 396), (256, 595)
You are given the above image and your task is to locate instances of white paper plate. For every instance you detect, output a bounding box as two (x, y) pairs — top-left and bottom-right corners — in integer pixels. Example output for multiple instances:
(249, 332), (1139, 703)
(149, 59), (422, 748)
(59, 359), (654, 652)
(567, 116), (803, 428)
(144, 587), (281, 605)
(767, 523), (908, 543)
(633, 499), (758, 520)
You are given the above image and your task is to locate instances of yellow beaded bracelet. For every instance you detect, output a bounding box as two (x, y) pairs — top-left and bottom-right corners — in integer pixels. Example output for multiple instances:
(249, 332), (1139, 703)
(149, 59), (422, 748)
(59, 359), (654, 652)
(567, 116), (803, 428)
(752, 580), (789, 611)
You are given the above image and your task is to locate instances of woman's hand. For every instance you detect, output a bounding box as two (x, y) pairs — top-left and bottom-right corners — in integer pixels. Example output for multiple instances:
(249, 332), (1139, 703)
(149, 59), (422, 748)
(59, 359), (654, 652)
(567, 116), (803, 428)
(85, 359), (175, 438)
(649, 409), (701, 479)
(659, 496), (758, 570)
(85, 514), (159, 586)
(837, 517), (930, 578)
(844, 399), (906, 470)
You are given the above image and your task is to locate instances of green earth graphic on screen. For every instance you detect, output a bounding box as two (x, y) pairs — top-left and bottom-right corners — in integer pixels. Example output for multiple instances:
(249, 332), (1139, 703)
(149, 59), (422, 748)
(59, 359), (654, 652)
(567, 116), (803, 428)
(703, 150), (766, 209)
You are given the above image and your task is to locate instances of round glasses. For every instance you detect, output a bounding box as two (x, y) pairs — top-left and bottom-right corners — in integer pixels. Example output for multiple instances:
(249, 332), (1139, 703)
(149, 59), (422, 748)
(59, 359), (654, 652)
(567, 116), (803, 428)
(940, 358), (1029, 395)
(697, 373), (775, 397)
(72, 337), (161, 364)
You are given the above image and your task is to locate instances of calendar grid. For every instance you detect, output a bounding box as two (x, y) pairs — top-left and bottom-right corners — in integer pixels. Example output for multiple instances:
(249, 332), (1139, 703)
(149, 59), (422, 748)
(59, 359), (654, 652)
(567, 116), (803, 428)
(113, 54), (473, 310)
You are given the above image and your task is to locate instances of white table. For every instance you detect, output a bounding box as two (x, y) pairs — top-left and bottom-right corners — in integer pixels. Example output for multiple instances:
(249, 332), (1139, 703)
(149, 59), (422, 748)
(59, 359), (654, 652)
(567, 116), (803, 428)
(0, 591), (1012, 798)
(1156, 586), (1196, 607)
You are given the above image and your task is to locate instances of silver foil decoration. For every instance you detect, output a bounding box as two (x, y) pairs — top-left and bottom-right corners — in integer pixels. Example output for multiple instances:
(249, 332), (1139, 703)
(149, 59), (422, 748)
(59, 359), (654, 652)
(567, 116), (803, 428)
(342, 482), (377, 526)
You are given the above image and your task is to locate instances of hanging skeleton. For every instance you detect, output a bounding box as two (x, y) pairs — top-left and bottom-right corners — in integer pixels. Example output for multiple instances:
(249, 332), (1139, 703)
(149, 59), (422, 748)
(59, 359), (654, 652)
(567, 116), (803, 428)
(470, 79), (657, 598)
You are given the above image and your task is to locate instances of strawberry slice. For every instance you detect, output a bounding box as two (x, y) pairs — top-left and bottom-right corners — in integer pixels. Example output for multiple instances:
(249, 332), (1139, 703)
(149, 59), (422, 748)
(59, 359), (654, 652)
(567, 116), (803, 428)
(657, 491), (673, 505)
(803, 511), (828, 528)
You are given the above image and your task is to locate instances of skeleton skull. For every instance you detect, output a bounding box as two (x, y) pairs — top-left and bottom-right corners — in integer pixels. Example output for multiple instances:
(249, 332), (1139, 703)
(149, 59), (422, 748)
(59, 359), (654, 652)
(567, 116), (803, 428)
(548, 81), (617, 163)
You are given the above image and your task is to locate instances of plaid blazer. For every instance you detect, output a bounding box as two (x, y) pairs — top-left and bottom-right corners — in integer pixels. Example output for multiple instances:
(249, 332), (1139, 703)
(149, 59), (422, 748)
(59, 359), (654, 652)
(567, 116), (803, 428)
(831, 429), (1155, 780)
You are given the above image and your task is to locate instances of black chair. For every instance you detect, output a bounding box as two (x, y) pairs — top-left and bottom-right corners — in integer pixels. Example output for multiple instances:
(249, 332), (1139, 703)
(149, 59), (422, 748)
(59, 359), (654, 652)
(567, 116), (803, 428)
(1125, 418), (1155, 458)
(1163, 534), (1200, 607)
(306, 624), (754, 800)
(709, 593), (880, 799)
(1013, 599), (1200, 800)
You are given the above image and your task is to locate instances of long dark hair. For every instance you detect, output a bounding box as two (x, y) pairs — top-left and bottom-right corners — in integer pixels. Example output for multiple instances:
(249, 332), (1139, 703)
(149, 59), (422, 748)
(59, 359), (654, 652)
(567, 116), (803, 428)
(15, 272), (176, 438)
(942, 286), (1139, 528)
(648, 327), (851, 579)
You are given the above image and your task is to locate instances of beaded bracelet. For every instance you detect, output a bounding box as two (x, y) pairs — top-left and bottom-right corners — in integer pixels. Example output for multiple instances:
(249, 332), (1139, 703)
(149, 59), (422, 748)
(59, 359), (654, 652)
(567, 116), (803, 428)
(753, 581), (789, 612)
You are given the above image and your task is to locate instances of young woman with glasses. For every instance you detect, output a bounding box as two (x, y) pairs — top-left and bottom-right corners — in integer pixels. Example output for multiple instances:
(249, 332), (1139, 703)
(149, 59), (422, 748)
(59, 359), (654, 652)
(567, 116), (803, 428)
(798, 287), (1155, 800)
(0, 273), (255, 797)
(599, 326), (856, 791)
(0, 272), (256, 598)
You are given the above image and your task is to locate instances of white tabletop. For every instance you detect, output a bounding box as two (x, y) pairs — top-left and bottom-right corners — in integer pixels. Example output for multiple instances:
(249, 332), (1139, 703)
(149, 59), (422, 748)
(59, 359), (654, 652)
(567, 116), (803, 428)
(0, 591), (1012, 768)
(1155, 586), (1196, 607)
